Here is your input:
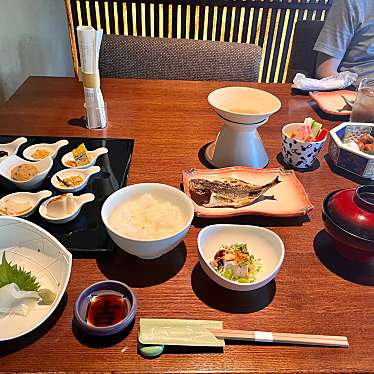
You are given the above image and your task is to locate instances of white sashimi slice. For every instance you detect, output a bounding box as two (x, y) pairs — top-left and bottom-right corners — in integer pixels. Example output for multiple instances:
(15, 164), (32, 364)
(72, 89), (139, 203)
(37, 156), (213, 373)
(0, 283), (40, 317)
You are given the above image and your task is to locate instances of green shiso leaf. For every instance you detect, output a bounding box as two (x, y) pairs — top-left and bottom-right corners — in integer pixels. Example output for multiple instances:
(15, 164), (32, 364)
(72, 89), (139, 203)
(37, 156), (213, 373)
(0, 252), (40, 292)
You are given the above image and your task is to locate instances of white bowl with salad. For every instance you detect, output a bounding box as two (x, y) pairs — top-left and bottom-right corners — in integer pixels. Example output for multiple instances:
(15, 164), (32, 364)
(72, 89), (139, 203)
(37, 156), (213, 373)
(198, 224), (284, 291)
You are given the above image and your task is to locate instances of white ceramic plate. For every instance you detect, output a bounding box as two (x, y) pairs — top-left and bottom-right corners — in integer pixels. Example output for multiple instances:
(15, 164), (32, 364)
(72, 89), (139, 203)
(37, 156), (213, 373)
(0, 216), (72, 341)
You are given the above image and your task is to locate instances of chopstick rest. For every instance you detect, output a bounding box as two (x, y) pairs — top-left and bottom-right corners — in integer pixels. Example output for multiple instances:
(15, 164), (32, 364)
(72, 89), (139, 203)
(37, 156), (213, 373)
(210, 328), (349, 348)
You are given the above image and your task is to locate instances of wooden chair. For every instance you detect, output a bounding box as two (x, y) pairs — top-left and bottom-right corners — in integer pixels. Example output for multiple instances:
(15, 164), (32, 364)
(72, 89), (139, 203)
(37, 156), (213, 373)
(65, 0), (332, 83)
(99, 35), (261, 81)
(286, 20), (325, 82)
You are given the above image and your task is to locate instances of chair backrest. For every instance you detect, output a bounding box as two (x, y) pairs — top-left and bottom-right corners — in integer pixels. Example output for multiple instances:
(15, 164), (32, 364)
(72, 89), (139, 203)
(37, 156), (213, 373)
(286, 20), (325, 82)
(65, 0), (332, 83)
(99, 35), (262, 81)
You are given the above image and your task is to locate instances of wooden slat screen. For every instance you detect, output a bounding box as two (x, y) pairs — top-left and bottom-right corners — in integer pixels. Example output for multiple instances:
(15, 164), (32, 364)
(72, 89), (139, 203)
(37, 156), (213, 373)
(65, 0), (332, 83)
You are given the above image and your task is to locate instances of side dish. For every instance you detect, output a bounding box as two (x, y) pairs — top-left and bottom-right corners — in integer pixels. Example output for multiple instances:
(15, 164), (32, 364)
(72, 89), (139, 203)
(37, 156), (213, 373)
(46, 194), (75, 218)
(210, 243), (262, 283)
(72, 143), (90, 167)
(11, 164), (38, 181)
(0, 252), (56, 317)
(109, 193), (186, 240)
(31, 149), (51, 160)
(65, 160), (78, 167)
(62, 146), (108, 169)
(345, 133), (374, 155)
(189, 176), (281, 208)
(286, 118), (325, 142)
(0, 197), (33, 216)
(57, 175), (84, 188)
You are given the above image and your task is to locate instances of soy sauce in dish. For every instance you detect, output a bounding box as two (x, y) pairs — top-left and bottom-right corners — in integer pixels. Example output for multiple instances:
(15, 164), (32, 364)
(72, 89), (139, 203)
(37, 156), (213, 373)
(85, 293), (128, 327)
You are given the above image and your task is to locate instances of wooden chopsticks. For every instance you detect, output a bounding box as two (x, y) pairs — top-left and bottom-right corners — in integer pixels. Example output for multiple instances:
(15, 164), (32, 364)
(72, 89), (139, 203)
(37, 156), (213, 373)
(209, 328), (349, 348)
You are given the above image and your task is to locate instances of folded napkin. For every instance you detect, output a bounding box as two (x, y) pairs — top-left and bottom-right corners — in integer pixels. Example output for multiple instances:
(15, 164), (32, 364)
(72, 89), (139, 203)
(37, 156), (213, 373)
(292, 71), (358, 91)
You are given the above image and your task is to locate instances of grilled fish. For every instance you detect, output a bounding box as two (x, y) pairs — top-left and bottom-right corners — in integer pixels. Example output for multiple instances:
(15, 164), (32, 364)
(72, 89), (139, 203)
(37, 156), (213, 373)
(189, 176), (281, 208)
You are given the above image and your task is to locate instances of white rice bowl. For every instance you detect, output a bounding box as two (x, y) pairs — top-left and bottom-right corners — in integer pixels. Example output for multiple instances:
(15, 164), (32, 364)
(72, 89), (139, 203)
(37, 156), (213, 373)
(102, 183), (194, 259)
(109, 193), (186, 240)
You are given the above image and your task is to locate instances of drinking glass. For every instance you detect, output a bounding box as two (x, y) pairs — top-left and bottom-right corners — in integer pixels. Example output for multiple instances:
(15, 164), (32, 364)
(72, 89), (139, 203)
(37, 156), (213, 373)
(350, 78), (374, 123)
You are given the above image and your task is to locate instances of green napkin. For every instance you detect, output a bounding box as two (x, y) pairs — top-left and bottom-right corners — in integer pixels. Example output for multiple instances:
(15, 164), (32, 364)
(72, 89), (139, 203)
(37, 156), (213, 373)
(138, 318), (225, 347)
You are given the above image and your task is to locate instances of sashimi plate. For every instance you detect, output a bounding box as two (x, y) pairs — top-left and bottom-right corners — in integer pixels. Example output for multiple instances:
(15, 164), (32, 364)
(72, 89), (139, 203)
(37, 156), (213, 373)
(182, 167), (313, 218)
(0, 216), (72, 341)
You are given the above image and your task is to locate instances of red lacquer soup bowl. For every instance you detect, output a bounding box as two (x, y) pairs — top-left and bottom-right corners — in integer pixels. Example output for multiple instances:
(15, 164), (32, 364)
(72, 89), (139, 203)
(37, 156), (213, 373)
(322, 186), (374, 263)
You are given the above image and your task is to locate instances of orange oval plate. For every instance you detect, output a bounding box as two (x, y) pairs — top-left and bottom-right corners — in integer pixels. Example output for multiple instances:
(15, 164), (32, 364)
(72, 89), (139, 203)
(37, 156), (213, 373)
(182, 167), (313, 218)
(309, 90), (356, 116)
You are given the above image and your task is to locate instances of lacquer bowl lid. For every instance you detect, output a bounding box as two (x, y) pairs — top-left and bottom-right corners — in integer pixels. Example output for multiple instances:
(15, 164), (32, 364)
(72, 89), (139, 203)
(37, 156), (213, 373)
(326, 185), (374, 241)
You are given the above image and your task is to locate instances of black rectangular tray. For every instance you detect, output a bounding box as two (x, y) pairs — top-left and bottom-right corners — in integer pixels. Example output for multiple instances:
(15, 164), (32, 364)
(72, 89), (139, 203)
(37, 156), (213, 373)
(0, 135), (134, 258)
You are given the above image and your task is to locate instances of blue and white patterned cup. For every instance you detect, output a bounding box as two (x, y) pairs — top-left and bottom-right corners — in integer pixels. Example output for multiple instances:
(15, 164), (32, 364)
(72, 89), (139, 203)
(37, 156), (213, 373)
(281, 123), (327, 169)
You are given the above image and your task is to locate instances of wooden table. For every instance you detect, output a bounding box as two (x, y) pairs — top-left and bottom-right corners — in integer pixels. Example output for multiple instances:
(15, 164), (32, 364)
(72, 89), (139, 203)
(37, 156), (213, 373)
(0, 77), (373, 373)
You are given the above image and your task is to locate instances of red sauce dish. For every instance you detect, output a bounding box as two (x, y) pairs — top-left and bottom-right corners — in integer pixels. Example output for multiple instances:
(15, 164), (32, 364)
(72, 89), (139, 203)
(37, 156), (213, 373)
(322, 185), (374, 263)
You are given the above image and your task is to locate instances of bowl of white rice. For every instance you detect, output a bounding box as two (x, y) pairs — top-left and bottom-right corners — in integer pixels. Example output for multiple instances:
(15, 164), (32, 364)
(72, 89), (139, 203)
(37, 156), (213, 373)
(101, 183), (194, 259)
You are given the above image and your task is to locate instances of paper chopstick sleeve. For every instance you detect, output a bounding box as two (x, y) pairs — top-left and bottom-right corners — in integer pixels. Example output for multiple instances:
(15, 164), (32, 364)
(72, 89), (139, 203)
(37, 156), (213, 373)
(254, 331), (274, 342)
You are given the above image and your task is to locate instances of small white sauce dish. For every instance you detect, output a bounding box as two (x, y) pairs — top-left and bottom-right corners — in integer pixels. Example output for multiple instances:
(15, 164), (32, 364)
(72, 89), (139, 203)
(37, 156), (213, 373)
(0, 155), (53, 191)
(0, 137), (27, 162)
(39, 193), (95, 224)
(101, 183), (194, 259)
(23, 140), (69, 161)
(51, 166), (100, 193)
(198, 224), (285, 292)
(0, 190), (52, 218)
(61, 147), (108, 169)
